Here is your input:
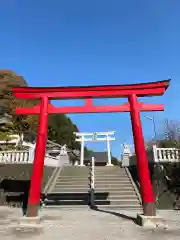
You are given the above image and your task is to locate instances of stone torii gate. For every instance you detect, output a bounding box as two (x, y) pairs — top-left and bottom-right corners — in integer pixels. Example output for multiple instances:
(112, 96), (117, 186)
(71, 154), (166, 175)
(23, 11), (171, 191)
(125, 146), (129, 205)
(13, 80), (170, 220)
(74, 131), (115, 166)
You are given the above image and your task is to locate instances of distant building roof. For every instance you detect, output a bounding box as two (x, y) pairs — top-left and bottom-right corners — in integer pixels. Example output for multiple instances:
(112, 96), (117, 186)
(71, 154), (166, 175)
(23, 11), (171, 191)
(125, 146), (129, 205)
(85, 151), (109, 163)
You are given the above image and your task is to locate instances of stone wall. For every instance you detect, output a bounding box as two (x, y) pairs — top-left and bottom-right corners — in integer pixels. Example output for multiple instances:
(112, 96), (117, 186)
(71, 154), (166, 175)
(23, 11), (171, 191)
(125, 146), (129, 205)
(0, 164), (55, 207)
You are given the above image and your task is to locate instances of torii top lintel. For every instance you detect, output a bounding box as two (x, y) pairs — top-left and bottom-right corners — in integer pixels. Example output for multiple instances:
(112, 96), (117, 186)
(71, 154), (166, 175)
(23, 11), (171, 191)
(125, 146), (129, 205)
(13, 80), (170, 100)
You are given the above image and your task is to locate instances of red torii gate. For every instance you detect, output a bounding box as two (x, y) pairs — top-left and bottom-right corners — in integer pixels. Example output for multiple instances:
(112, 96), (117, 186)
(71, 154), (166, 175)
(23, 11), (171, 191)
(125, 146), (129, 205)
(13, 80), (170, 218)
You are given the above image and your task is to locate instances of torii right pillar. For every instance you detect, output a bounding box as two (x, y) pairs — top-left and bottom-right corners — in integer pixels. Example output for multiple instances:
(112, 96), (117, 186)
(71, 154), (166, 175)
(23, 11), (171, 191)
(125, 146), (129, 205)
(129, 94), (155, 216)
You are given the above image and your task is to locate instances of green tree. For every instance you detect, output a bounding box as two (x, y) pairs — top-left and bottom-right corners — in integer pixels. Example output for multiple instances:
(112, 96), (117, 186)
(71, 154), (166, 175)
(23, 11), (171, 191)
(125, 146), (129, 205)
(111, 156), (121, 166)
(0, 90), (39, 147)
(48, 114), (80, 150)
(0, 70), (38, 147)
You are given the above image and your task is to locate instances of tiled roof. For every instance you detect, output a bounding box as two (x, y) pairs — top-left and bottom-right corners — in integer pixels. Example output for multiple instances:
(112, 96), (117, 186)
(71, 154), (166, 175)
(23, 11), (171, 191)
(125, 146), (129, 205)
(85, 151), (109, 163)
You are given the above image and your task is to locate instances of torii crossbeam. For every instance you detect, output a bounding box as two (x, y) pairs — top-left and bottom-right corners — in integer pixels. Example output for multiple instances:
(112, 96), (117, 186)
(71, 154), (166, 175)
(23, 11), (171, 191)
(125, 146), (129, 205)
(13, 80), (170, 218)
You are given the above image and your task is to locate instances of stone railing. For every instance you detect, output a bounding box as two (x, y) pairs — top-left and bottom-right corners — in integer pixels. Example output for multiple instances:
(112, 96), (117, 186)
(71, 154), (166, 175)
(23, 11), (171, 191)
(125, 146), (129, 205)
(0, 150), (29, 164)
(122, 145), (180, 167)
(0, 149), (69, 167)
(153, 145), (180, 163)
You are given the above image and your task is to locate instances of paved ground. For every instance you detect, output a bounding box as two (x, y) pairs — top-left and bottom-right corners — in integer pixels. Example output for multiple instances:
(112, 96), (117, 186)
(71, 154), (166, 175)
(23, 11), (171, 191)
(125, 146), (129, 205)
(0, 206), (180, 239)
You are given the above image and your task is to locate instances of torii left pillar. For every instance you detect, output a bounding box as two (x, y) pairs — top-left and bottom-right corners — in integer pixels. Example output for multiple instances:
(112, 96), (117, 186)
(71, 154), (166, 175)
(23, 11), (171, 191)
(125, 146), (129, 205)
(27, 96), (49, 217)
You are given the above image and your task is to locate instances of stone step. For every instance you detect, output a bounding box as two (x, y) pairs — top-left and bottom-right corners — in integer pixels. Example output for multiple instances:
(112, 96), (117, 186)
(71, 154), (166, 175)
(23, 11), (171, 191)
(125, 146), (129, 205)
(51, 188), (135, 194)
(60, 170), (89, 174)
(55, 179), (88, 183)
(96, 190), (136, 194)
(53, 185), (134, 190)
(55, 182), (89, 186)
(93, 175), (128, 178)
(55, 183), (89, 186)
(94, 199), (140, 205)
(94, 170), (125, 173)
(94, 175), (127, 177)
(60, 173), (89, 176)
(44, 199), (140, 206)
(52, 188), (89, 193)
(50, 191), (137, 196)
(61, 166), (89, 170)
(94, 176), (128, 178)
(95, 176), (128, 179)
(56, 179), (129, 183)
(43, 202), (142, 210)
(95, 195), (139, 200)
(94, 167), (123, 169)
(63, 167), (123, 170)
(54, 182), (132, 187)
(60, 167), (125, 173)
(44, 205), (142, 210)
(60, 171), (89, 175)
(54, 186), (89, 189)
(59, 175), (89, 178)
(94, 167), (125, 170)
(44, 199), (89, 205)
(57, 176), (128, 180)
(94, 168), (126, 174)
(60, 173), (127, 176)
(43, 205), (90, 209)
(95, 178), (130, 181)
(95, 171), (122, 172)
(46, 193), (89, 200)
(53, 185), (132, 190)
(57, 175), (88, 177)
(52, 186), (133, 191)
(45, 193), (138, 201)
(94, 186), (134, 190)
(94, 182), (132, 187)
(94, 178), (130, 181)
(94, 179), (130, 182)
(50, 190), (89, 194)
(95, 205), (142, 210)
(56, 177), (89, 180)
(55, 180), (129, 185)
(55, 179), (89, 182)
(49, 190), (137, 196)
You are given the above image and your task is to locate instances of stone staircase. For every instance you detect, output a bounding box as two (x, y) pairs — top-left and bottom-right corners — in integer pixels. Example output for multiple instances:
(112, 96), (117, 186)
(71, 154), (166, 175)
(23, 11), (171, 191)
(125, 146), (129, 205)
(44, 166), (89, 207)
(93, 166), (142, 209)
(44, 166), (142, 210)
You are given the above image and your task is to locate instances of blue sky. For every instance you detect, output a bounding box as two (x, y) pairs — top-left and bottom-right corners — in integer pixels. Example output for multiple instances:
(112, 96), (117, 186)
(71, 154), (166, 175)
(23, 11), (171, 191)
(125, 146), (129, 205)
(1, 0), (180, 158)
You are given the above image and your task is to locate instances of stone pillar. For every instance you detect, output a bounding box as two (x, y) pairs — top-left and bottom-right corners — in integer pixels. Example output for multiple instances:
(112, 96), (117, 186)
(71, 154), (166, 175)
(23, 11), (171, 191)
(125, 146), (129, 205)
(28, 147), (34, 163)
(106, 136), (112, 166)
(121, 144), (131, 167)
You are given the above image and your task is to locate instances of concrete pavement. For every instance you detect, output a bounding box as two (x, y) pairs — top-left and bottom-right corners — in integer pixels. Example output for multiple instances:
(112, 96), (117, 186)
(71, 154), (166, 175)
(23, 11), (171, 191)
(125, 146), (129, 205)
(0, 206), (180, 239)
